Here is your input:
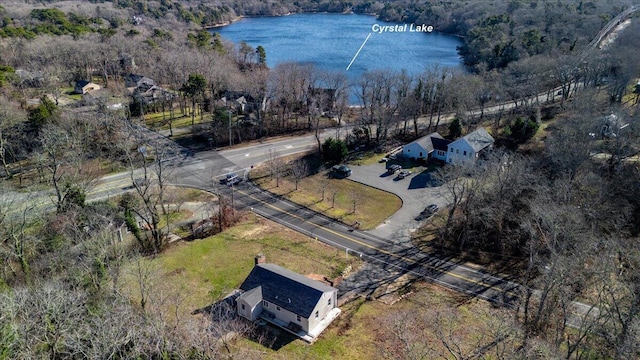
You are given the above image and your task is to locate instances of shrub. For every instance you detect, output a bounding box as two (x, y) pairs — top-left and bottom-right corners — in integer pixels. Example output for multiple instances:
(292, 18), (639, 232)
(322, 137), (348, 163)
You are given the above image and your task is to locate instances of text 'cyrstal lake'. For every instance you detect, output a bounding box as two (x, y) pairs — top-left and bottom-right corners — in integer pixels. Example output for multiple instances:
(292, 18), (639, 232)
(213, 13), (463, 79)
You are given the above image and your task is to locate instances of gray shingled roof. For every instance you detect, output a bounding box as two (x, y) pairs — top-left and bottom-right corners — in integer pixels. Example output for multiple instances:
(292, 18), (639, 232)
(460, 127), (494, 152)
(239, 264), (337, 318)
(408, 132), (444, 153)
(236, 286), (262, 308)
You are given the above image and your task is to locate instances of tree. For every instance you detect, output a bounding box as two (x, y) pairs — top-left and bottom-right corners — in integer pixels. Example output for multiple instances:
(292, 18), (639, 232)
(290, 158), (309, 191)
(181, 73), (207, 129)
(322, 137), (347, 163)
(28, 96), (58, 134)
(266, 149), (286, 188)
(0, 186), (40, 284)
(256, 45), (266, 66)
(448, 117), (462, 139)
(121, 122), (176, 254)
(38, 118), (99, 214)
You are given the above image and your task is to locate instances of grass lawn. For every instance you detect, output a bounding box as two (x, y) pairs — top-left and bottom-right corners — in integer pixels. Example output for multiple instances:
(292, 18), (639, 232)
(250, 165), (402, 230)
(144, 110), (219, 130)
(234, 281), (514, 359)
(120, 213), (359, 319)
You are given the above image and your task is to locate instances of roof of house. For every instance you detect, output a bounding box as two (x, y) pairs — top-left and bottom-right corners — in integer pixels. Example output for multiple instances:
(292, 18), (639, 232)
(406, 132), (444, 153)
(239, 263), (337, 318)
(125, 73), (155, 87)
(236, 285), (262, 308)
(431, 137), (452, 151)
(75, 80), (91, 88)
(451, 127), (494, 152)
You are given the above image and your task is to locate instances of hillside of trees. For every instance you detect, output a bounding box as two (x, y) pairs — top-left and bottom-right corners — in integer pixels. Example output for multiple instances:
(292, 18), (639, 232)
(0, 0), (639, 358)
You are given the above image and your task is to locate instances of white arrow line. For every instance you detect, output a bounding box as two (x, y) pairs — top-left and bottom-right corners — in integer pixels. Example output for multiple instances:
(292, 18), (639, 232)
(346, 32), (372, 71)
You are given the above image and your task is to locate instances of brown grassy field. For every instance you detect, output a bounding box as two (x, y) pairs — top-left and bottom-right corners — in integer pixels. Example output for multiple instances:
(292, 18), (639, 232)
(250, 162), (402, 230)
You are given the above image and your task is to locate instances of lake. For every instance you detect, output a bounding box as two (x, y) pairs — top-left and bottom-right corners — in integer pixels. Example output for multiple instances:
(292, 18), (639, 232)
(213, 13), (463, 80)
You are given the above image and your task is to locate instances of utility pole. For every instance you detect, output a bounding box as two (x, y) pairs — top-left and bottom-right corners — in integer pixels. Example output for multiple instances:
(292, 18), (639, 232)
(228, 109), (233, 147)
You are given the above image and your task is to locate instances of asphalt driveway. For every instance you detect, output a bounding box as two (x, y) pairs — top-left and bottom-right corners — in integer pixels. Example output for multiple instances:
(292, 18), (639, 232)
(348, 161), (448, 243)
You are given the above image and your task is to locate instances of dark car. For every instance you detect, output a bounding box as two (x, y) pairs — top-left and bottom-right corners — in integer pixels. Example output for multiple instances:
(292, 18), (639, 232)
(386, 164), (401, 174)
(225, 173), (241, 186)
(332, 165), (352, 178)
(415, 204), (439, 221)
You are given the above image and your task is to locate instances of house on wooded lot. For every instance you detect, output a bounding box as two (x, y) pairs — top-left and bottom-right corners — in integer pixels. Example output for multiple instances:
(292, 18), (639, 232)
(403, 132), (451, 161)
(236, 256), (341, 343)
(445, 127), (494, 165)
(125, 73), (156, 91)
(74, 80), (101, 94)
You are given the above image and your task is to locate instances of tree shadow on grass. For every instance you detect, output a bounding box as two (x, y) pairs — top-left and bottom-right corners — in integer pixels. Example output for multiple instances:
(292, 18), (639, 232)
(193, 292), (298, 350)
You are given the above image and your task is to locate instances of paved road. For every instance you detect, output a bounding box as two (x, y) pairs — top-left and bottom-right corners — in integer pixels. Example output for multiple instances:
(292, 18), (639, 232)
(225, 179), (522, 306)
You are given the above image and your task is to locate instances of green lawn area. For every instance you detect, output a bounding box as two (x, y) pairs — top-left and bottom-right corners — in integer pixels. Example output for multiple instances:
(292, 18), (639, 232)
(120, 213), (358, 318)
(250, 165), (402, 230)
(144, 109), (223, 131)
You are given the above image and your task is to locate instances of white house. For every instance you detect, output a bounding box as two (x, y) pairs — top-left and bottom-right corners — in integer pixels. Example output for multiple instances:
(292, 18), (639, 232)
(445, 127), (494, 165)
(236, 259), (341, 343)
(403, 132), (450, 161)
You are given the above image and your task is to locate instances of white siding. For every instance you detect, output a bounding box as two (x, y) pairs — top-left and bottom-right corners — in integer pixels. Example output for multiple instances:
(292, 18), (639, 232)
(403, 143), (428, 159)
(265, 300), (310, 332)
(236, 298), (262, 321)
(446, 139), (475, 165)
(308, 291), (338, 332)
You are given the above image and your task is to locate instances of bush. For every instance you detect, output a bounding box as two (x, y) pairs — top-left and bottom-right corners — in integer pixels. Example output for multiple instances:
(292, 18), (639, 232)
(508, 116), (539, 143)
(449, 117), (463, 139)
(322, 137), (348, 163)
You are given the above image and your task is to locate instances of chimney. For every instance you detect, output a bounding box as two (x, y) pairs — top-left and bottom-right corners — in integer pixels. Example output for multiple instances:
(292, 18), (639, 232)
(254, 254), (266, 265)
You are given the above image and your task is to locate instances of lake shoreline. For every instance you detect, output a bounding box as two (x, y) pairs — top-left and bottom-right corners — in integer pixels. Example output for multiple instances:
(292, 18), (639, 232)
(206, 11), (461, 38)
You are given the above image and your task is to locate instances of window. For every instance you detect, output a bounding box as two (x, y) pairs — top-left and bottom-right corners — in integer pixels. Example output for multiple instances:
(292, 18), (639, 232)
(450, 148), (453, 152)
(297, 315), (301, 322)
(276, 306), (280, 311)
(328, 298), (331, 306)
(241, 304), (245, 310)
(463, 151), (466, 156)
(263, 301), (268, 308)
(456, 149), (459, 154)
(315, 311), (319, 318)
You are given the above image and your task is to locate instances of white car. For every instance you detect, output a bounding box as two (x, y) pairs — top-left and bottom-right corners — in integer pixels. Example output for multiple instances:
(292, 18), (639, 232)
(397, 170), (411, 179)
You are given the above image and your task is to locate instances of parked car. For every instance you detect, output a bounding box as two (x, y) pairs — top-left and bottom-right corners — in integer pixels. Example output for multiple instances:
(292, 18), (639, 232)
(225, 173), (241, 185)
(386, 164), (401, 174)
(332, 164), (352, 178)
(415, 204), (439, 221)
(397, 170), (411, 179)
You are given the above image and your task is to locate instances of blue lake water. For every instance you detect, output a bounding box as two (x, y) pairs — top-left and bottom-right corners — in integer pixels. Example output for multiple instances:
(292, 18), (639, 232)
(213, 13), (463, 80)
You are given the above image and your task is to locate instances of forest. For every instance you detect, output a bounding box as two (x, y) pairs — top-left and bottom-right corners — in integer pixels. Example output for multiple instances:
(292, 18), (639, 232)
(1, 0), (639, 358)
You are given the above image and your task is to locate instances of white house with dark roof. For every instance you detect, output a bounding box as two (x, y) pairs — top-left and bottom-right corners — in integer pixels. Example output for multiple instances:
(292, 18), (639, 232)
(403, 132), (451, 161)
(445, 127), (494, 164)
(236, 259), (340, 343)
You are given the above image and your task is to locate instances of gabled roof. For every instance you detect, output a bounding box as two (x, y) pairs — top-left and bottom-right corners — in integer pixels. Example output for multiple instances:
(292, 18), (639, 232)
(236, 285), (262, 308)
(239, 263), (337, 318)
(431, 137), (452, 151)
(125, 73), (155, 88)
(451, 127), (494, 152)
(75, 80), (91, 88)
(406, 132), (444, 153)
